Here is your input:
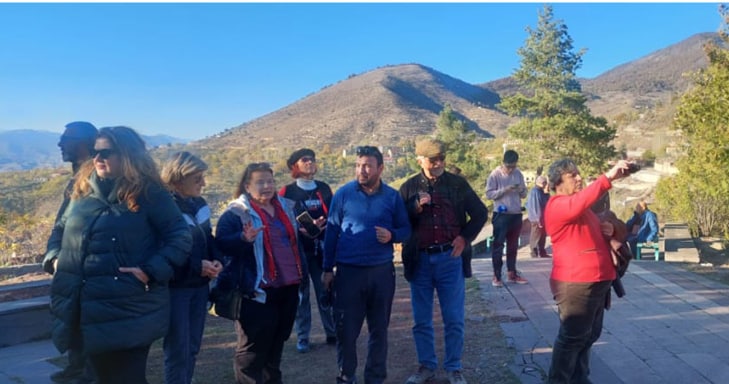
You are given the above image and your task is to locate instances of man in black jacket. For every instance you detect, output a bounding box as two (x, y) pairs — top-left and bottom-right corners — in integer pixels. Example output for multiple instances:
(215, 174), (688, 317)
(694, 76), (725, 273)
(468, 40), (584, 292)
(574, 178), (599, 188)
(43, 121), (97, 384)
(399, 139), (488, 384)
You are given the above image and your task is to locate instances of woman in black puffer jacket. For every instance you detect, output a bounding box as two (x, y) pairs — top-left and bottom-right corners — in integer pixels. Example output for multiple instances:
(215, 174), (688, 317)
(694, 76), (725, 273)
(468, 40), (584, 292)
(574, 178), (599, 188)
(47, 126), (192, 384)
(160, 151), (224, 384)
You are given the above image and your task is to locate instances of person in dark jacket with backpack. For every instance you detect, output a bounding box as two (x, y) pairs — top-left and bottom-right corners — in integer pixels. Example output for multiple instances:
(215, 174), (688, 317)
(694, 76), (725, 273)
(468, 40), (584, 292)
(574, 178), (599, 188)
(46, 126), (192, 384)
(279, 148), (336, 353)
(160, 151), (224, 384)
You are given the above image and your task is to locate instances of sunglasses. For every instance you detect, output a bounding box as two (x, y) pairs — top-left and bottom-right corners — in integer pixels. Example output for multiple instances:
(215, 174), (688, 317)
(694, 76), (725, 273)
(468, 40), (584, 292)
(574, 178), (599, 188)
(355, 146), (380, 156)
(247, 162), (272, 171)
(428, 155), (446, 163)
(93, 148), (117, 160)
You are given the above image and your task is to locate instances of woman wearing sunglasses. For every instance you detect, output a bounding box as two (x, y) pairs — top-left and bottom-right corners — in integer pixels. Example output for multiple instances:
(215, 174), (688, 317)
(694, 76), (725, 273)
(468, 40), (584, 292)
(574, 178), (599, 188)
(215, 162), (304, 384)
(46, 126), (192, 384)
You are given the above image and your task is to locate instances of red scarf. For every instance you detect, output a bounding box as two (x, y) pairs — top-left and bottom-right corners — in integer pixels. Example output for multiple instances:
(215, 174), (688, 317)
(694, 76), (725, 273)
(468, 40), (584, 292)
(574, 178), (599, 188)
(249, 198), (303, 283)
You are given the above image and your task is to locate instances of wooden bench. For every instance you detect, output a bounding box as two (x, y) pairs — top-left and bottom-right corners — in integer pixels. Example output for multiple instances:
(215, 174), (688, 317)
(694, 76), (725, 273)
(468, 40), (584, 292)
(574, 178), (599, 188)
(636, 241), (660, 261)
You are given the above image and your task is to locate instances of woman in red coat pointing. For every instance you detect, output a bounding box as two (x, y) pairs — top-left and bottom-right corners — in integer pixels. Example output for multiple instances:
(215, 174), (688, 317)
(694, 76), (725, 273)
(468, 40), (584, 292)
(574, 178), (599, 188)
(544, 159), (632, 384)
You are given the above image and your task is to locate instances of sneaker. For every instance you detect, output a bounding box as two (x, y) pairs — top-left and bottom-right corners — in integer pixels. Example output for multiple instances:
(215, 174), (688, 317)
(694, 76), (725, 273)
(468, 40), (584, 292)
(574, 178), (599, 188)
(446, 370), (467, 384)
(491, 276), (503, 288)
(336, 374), (357, 384)
(405, 365), (436, 384)
(51, 368), (83, 383)
(296, 338), (310, 353)
(326, 335), (337, 345)
(507, 271), (529, 284)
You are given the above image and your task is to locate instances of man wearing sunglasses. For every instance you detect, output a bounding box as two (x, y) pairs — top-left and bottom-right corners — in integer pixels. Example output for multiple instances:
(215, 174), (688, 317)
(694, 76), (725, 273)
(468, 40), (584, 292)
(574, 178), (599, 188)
(399, 138), (488, 384)
(486, 149), (529, 287)
(43, 121), (98, 384)
(322, 145), (411, 384)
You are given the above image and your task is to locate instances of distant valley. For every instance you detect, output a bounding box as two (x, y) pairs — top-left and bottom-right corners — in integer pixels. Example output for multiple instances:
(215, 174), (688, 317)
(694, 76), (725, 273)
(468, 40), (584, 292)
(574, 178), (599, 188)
(0, 130), (189, 171)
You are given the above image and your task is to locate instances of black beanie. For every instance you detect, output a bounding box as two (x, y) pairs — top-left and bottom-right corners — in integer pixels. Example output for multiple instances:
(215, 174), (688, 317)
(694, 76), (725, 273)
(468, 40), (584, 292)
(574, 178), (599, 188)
(286, 148), (316, 170)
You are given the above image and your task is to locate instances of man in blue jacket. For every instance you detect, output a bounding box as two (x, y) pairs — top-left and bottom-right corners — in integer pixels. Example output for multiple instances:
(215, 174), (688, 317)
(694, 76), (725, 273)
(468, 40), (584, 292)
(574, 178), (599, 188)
(322, 145), (411, 384)
(626, 201), (659, 258)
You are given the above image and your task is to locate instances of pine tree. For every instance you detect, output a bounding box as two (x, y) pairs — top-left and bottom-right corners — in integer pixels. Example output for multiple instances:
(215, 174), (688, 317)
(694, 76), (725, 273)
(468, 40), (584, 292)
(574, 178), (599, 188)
(499, 5), (616, 176)
(655, 5), (729, 236)
(434, 105), (484, 180)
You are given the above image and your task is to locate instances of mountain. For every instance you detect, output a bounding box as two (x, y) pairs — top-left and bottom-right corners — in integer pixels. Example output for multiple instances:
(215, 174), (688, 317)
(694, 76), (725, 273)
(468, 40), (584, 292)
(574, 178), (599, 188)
(199, 63), (509, 151)
(0, 130), (189, 171)
(197, 33), (721, 157)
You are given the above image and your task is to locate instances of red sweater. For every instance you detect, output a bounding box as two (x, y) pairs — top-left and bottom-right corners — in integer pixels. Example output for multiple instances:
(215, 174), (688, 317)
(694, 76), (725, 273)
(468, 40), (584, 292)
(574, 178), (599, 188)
(545, 175), (616, 283)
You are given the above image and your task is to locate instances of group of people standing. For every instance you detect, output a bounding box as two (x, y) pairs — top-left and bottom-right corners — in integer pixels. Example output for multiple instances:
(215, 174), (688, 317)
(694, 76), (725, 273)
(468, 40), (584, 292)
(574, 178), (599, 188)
(41, 121), (646, 384)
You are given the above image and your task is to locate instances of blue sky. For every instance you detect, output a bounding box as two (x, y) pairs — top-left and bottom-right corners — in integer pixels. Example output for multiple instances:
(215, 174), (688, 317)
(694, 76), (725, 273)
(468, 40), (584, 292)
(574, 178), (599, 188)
(0, 2), (723, 140)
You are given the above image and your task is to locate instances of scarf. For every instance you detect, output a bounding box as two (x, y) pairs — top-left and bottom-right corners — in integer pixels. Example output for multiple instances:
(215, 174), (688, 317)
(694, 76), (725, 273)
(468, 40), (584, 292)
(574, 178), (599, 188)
(249, 198), (303, 283)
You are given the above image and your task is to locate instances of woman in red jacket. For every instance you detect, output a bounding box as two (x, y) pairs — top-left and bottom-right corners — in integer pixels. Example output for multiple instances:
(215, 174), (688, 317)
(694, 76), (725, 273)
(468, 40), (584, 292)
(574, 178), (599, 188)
(544, 159), (631, 384)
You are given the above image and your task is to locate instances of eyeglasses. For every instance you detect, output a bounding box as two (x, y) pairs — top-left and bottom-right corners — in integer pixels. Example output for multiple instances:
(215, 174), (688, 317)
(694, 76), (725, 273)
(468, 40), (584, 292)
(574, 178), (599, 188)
(356, 146), (380, 156)
(93, 148), (117, 160)
(428, 155), (446, 163)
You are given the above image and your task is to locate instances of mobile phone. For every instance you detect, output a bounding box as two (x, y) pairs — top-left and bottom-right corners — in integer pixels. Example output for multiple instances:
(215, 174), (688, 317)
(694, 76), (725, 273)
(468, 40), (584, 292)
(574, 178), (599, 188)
(296, 211), (322, 237)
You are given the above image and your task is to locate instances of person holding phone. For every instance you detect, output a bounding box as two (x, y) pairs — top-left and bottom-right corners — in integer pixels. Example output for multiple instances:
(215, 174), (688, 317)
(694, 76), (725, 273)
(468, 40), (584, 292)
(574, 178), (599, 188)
(399, 138), (488, 384)
(278, 148), (336, 353)
(486, 149), (528, 287)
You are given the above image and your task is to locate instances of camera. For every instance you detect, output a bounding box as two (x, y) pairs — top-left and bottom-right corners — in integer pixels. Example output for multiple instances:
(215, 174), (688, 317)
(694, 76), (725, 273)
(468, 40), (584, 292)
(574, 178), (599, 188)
(626, 162), (641, 174)
(319, 288), (333, 310)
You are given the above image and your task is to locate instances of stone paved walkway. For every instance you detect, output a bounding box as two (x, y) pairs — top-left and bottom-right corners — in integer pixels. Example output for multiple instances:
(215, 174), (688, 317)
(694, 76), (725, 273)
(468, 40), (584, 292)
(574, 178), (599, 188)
(473, 252), (729, 383)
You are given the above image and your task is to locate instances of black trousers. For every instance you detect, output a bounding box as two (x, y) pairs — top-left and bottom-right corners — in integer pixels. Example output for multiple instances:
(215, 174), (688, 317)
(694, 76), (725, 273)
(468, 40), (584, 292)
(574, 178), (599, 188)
(491, 213), (523, 277)
(234, 284), (299, 384)
(89, 345), (151, 384)
(547, 279), (612, 384)
(334, 262), (395, 384)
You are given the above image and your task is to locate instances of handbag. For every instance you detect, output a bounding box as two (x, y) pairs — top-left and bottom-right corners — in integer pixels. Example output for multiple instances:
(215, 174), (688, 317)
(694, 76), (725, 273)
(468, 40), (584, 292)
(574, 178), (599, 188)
(208, 257), (245, 320)
(209, 284), (243, 320)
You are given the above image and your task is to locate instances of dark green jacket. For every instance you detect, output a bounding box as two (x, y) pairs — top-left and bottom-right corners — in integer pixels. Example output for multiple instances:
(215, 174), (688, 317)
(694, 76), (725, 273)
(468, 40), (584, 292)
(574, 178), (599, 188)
(47, 173), (192, 354)
(399, 171), (488, 281)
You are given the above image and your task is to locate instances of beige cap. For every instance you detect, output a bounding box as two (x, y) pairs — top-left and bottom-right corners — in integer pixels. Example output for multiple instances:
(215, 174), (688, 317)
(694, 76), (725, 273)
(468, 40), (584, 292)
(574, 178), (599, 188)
(415, 138), (445, 157)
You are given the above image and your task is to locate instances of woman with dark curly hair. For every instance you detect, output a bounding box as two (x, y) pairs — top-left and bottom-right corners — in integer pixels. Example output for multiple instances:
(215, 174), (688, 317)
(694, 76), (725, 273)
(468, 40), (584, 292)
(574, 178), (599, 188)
(544, 158), (632, 384)
(47, 126), (192, 384)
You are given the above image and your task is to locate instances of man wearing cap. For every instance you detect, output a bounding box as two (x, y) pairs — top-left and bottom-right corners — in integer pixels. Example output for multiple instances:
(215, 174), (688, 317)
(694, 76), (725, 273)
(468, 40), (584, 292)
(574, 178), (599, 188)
(486, 149), (528, 287)
(43, 121), (98, 384)
(399, 138), (488, 384)
(526, 175), (551, 258)
(278, 148), (336, 353)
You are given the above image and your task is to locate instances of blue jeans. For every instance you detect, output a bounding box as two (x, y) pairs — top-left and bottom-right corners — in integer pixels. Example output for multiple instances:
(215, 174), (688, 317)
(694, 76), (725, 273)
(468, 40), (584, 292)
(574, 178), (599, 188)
(410, 250), (465, 372)
(295, 251), (336, 340)
(164, 285), (210, 384)
(548, 280), (612, 384)
(491, 213), (523, 277)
